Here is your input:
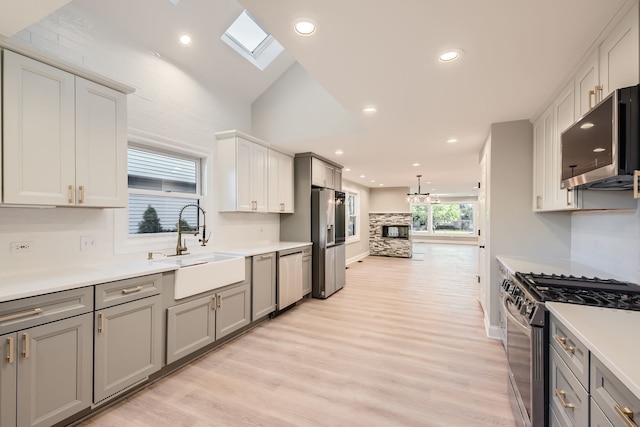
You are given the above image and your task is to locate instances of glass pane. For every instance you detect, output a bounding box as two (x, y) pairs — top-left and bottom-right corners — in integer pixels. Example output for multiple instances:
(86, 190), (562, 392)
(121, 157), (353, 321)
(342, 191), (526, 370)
(433, 203), (474, 234)
(225, 10), (269, 54)
(129, 194), (200, 234)
(128, 148), (197, 194)
(411, 205), (428, 231)
(348, 215), (356, 237)
(348, 194), (356, 216)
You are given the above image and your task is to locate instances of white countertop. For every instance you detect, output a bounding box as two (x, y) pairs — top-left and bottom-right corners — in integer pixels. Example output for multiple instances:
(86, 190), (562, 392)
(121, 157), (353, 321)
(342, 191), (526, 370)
(547, 302), (640, 400)
(0, 261), (177, 303)
(496, 255), (623, 280)
(0, 241), (312, 303)
(216, 241), (312, 257)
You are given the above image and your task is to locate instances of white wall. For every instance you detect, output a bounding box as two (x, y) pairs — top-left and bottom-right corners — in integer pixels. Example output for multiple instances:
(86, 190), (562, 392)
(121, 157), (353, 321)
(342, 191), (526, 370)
(571, 204), (640, 283)
(369, 187), (410, 213)
(0, 4), (280, 275)
(342, 180), (370, 263)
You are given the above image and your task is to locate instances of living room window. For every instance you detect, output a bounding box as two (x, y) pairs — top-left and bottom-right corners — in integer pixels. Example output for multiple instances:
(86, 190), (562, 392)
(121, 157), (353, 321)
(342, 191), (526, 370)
(345, 188), (360, 242)
(411, 202), (475, 235)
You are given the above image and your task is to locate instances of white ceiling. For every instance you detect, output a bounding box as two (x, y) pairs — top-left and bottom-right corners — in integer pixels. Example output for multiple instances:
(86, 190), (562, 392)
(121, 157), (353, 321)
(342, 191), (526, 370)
(18, 0), (634, 196)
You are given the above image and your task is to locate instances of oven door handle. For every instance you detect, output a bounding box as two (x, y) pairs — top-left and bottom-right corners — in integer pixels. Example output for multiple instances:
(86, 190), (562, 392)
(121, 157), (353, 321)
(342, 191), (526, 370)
(503, 297), (531, 337)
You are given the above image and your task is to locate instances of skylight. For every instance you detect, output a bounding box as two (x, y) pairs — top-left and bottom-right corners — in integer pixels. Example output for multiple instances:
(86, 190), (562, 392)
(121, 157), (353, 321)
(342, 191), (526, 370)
(221, 10), (284, 70)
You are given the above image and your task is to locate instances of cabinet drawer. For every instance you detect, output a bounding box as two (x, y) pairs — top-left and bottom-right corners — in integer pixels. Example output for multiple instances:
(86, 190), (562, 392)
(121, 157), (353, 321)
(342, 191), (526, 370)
(0, 287), (93, 335)
(591, 355), (640, 427)
(591, 397), (615, 427)
(95, 273), (162, 309)
(550, 347), (589, 427)
(550, 314), (589, 390)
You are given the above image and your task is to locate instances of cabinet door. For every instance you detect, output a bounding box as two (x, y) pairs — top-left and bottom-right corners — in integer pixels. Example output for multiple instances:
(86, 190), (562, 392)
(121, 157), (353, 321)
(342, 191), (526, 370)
(166, 294), (216, 365)
(3, 50), (76, 206)
(268, 150), (281, 213)
(278, 153), (294, 212)
(334, 168), (342, 191)
(94, 295), (162, 403)
(552, 83), (577, 210)
(0, 333), (17, 427)
(17, 313), (92, 427)
(574, 51), (600, 119)
(216, 283), (251, 340)
(75, 78), (127, 208)
(252, 253), (276, 320)
(532, 107), (550, 211)
(278, 252), (303, 310)
(252, 143), (268, 212)
(311, 157), (326, 187)
(236, 138), (254, 212)
(302, 254), (312, 296)
(549, 348), (589, 427)
(599, 3), (639, 96)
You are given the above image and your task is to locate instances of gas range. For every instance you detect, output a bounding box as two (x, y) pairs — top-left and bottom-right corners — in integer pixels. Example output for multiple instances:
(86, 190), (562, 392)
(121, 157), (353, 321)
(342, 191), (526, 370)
(515, 272), (640, 311)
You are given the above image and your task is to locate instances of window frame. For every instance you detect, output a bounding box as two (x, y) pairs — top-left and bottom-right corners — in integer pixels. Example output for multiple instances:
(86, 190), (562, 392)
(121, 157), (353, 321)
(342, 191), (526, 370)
(344, 186), (360, 243)
(114, 129), (211, 255)
(410, 201), (477, 237)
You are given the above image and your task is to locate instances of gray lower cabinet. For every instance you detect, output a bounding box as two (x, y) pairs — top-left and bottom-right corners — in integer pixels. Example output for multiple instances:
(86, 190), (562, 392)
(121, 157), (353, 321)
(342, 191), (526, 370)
(302, 249), (312, 296)
(591, 398), (614, 427)
(549, 347), (589, 427)
(166, 294), (216, 365)
(94, 294), (162, 403)
(252, 253), (276, 319)
(1, 313), (93, 427)
(216, 283), (251, 340)
(591, 354), (640, 427)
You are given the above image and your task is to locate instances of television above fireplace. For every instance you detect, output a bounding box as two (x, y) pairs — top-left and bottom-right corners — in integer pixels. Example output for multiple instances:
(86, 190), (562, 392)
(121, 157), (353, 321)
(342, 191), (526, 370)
(382, 225), (409, 239)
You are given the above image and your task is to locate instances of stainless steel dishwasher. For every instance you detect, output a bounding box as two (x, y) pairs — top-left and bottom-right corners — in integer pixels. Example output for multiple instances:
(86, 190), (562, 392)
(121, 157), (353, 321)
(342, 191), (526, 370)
(277, 248), (304, 310)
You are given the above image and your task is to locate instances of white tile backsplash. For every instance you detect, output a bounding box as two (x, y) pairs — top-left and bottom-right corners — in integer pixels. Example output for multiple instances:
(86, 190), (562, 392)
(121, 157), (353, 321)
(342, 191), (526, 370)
(571, 202), (640, 283)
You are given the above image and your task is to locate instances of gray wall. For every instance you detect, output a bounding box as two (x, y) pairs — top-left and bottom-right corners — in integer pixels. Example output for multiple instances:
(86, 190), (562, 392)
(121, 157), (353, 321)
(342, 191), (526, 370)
(342, 180), (370, 263)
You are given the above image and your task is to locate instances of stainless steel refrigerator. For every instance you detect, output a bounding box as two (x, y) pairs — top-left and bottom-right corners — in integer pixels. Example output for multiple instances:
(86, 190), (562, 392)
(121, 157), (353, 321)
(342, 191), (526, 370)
(311, 188), (346, 298)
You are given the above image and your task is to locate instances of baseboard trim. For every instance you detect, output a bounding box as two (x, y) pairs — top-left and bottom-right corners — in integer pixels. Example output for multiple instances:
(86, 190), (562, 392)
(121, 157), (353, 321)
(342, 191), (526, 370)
(347, 251), (369, 266)
(484, 317), (502, 341)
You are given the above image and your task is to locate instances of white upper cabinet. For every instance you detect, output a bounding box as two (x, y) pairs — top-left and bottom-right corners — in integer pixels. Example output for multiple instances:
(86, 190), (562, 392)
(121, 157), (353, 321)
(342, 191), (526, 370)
(311, 157), (335, 189)
(2, 50), (127, 207)
(599, 2), (639, 96)
(218, 135), (268, 212)
(3, 50), (76, 206)
(552, 82), (577, 210)
(574, 51), (600, 120)
(268, 149), (294, 213)
(75, 78), (127, 207)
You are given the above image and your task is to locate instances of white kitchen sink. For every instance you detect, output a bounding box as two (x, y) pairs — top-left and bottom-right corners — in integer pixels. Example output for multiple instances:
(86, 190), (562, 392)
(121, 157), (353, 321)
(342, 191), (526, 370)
(167, 253), (245, 299)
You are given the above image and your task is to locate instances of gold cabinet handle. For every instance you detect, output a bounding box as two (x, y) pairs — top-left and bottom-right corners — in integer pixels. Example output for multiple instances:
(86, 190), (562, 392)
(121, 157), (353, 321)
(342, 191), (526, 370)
(217, 294), (221, 309)
(6, 337), (14, 364)
(555, 336), (575, 353)
(260, 254), (273, 260)
(68, 184), (75, 204)
(595, 84), (603, 103)
(280, 203), (285, 212)
(566, 188), (572, 207)
(536, 195), (542, 210)
(589, 90), (596, 109)
(634, 170), (639, 199)
(0, 307), (43, 323)
(615, 405), (638, 427)
(211, 296), (216, 311)
(22, 333), (30, 358)
(555, 389), (575, 409)
(78, 185), (85, 204)
(121, 286), (143, 295)
(98, 312), (105, 333)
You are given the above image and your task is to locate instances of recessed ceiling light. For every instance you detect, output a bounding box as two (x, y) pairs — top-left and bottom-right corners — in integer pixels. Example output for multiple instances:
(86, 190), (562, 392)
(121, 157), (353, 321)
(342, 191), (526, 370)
(581, 122), (595, 129)
(294, 20), (316, 36)
(344, 168), (351, 172)
(360, 175), (366, 178)
(412, 163), (420, 167)
(179, 33), (192, 46)
(379, 183), (384, 186)
(363, 106), (377, 114)
(335, 149), (344, 155)
(593, 147), (606, 153)
(439, 49), (463, 62)
(446, 138), (458, 144)
(370, 180), (376, 183)
(426, 181), (432, 184)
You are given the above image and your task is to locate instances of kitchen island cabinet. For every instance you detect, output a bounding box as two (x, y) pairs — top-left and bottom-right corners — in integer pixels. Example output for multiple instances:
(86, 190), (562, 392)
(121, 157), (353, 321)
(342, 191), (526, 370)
(2, 49), (127, 207)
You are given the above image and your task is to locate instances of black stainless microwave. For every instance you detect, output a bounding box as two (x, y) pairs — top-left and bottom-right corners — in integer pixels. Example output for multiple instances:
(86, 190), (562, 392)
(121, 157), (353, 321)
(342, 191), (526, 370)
(560, 84), (640, 189)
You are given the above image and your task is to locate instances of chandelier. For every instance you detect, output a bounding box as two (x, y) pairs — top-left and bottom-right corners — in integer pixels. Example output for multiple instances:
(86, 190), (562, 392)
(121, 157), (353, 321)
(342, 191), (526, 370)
(406, 175), (440, 204)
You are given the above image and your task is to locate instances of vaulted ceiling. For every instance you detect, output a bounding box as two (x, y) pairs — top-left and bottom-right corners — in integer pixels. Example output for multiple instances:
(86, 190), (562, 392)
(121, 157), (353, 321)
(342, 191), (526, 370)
(3, 0), (633, 196)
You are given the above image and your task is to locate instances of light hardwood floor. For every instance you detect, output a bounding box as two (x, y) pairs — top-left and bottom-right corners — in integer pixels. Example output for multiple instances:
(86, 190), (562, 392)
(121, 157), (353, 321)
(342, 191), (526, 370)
(79, 244), (515, 427)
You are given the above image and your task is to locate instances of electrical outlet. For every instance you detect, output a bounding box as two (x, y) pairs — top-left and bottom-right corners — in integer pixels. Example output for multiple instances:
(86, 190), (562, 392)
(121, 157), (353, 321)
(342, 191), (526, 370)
(10, 241), (33, 253)
(80, 236), (97, 251)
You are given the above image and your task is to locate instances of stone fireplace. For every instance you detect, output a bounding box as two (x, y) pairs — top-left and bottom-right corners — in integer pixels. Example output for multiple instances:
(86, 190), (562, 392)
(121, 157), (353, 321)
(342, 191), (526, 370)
(369, 213), (412, 258)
